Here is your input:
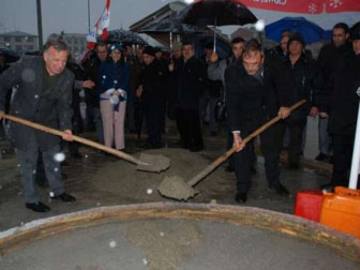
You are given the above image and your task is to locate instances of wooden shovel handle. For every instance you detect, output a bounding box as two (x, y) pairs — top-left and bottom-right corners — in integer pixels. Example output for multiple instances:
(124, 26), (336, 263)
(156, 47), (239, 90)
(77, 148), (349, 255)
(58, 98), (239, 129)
(187, 99), (307, 187)
(2, 114), (146, 166)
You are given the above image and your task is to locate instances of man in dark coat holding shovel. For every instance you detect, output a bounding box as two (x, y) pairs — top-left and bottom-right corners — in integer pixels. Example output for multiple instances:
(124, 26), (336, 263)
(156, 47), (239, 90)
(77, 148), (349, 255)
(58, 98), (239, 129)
(0, 34), (76, 212)
(225, 39), (292, 203)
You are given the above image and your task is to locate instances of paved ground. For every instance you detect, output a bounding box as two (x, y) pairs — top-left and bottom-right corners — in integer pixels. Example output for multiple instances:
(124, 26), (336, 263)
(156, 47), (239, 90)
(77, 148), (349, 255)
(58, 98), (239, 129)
(0, 117), (331, 232)
(2, 117), (358, 270)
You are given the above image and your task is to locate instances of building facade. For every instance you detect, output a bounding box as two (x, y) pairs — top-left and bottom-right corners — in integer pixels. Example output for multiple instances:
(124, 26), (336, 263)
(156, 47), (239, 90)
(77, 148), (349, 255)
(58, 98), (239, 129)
(62, 33), (87, 58)
(0, 31), (38, 54)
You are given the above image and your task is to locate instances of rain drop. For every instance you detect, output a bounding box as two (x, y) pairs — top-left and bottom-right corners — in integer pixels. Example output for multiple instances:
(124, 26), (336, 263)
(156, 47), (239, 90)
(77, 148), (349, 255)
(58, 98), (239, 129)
(160, 232), (164, 237)
(255, 19), (265, 32)
(17, 164), (21, 168)
(85, 155), (88, 159)
(32, 170), (37, 174)
(54, 168), (59, 172)
(21, 68), (36, 83)
(53, 152), (66, 162)
(142, 258), (148, 265)
(109, 240), (117, 248)
(20, 222), (24, 226)
(97, 202), (101, 206)
(50, 192), (55, 197)
(103, 75), (107, 79)
(34, 95), (39, 99)
(146, 188), (153, 195)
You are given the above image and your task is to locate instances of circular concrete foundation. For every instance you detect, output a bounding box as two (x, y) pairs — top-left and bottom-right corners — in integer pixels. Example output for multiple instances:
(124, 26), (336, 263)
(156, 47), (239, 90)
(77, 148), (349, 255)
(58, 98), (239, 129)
(0, 203), (359, 270)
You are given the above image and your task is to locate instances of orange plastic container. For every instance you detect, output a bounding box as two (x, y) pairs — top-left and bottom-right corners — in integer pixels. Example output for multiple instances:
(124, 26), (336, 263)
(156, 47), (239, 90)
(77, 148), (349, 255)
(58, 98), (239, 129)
(320, 187), (360, 239)
(294, 190), (324, 222)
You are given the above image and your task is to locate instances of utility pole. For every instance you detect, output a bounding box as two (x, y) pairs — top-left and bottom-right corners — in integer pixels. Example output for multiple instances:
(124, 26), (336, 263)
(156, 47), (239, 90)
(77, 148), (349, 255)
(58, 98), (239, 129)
(88, 0), (91, 32)
(36, 0), (43, 50)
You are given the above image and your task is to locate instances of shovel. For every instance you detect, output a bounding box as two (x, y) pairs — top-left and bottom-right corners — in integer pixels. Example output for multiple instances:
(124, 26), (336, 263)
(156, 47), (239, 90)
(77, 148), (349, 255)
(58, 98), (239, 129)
(1, 114), (170, 173)
(158, 99), (307, 200)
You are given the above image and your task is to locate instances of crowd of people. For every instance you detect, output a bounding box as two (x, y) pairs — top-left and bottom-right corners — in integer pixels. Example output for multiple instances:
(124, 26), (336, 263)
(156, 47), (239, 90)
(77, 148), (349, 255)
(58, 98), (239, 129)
(0, 21), (359, 212)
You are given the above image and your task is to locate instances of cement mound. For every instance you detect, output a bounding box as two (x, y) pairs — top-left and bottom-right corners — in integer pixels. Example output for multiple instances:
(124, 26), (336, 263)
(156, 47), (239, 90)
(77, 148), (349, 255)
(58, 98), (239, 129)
(89, 148), (223, 202)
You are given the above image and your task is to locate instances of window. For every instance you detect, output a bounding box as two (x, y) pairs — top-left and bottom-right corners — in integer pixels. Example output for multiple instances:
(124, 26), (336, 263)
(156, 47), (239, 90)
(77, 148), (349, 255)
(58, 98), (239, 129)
(27, 37), (34, 42)
(15, 37), (22, 42)
(15, 45), (22, 52)
(4, 36), (11, 42)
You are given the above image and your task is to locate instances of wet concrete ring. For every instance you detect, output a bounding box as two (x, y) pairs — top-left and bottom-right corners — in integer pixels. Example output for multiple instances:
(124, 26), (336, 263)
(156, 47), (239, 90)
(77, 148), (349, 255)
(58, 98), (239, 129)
(0, 203), (359, 270)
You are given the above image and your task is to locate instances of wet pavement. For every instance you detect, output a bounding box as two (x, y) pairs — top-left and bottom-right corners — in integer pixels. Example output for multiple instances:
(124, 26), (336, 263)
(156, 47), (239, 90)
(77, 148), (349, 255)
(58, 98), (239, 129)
(0, 117), (331, 232)
(1, 117), (358, 270)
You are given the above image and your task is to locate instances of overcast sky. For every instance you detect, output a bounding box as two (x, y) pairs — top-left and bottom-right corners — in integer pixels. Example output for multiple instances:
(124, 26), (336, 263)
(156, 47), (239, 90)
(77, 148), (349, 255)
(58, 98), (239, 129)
(1, 0), (357, 41)
(0, 0), (180, 39)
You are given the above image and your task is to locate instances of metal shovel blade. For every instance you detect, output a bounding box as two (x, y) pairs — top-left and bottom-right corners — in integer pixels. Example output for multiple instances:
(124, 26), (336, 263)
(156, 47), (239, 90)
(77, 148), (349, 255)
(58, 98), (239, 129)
(137, 153), (171, 173)
(158, 176), (198, 201)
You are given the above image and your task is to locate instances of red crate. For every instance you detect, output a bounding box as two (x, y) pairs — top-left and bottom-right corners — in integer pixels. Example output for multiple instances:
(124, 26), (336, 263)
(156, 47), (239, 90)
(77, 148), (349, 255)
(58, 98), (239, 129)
(294, 190), (324, 222)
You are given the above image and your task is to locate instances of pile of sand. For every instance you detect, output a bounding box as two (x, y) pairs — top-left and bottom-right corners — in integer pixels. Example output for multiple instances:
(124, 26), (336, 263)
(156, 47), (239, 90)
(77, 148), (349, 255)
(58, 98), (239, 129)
(89, 148), (226, 202)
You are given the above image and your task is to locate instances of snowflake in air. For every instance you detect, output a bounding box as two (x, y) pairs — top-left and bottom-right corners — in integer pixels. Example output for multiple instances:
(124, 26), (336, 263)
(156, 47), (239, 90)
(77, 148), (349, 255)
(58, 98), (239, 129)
(308, 3), (317, 14)
(329, 0), (343, 9)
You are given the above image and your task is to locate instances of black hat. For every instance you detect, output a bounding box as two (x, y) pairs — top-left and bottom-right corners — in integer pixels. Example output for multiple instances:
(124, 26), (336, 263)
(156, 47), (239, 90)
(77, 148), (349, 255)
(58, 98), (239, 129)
(351, 22), (360, 40)
(288, 33), (305, 49)
(204, 42), (214, 49)
(142, 46), (155, 57)
(154, 47), (162, 53)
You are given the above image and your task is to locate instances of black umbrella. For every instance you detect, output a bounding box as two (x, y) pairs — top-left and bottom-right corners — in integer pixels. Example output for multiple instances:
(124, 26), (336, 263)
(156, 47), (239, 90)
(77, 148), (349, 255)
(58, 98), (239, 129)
(179, 0), (257, 51)
(99, 29), (148, 45)
(0, 48), (20, 63)
(139, 17), (203, 35)
(139, 16), (204, 54)
(180, 0), (257, 27)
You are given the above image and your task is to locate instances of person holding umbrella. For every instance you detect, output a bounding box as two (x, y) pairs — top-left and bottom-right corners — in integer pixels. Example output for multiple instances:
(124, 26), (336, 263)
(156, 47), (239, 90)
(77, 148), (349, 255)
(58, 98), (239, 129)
(226, 39), (292, 203)
(208, 37), (245, 172)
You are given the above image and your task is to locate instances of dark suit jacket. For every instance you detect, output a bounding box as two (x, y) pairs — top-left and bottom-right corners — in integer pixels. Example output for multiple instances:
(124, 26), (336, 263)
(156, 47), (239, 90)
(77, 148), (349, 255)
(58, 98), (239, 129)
(172, 56), (207, 110)
(0, 55), (74, 151)
(225, 61), (291, 133)
(138, 59), (167, 108)
(329, 54), (360, 136)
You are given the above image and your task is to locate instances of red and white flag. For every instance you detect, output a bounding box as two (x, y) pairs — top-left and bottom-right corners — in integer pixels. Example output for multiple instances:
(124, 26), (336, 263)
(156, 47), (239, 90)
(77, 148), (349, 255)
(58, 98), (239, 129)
(87, 0), (111, 49)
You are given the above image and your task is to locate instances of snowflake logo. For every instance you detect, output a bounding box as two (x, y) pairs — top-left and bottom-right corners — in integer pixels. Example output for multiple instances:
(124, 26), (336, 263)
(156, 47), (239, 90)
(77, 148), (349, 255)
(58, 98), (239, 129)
(308, 3), (317, 14)
(329, 0), (343, 9)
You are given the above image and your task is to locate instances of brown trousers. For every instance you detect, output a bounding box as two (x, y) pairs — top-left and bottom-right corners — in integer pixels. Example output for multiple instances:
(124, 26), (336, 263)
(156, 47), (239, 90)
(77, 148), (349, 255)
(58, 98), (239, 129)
(100, 93), (126, 150)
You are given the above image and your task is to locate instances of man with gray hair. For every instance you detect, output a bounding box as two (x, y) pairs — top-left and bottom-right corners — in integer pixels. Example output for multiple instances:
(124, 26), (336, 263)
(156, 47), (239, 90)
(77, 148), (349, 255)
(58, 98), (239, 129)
(0, 33), (76, 212)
